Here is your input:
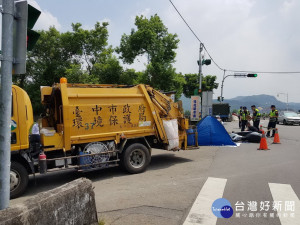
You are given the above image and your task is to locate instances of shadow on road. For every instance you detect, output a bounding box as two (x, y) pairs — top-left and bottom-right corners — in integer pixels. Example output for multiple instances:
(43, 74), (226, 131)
(12, 152), (192, 201)
(148, 153), (193, 171)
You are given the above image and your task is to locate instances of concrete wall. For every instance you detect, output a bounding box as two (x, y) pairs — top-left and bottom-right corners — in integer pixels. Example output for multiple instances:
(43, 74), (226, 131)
(0, 178), (98, 225)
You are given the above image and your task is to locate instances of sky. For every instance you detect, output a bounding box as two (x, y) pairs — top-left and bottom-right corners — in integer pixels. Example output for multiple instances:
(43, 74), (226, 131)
(2, 0), (300, 102)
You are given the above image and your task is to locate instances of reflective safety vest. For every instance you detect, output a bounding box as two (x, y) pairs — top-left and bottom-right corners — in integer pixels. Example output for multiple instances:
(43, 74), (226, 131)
(241, 110), (250, 120)
(253, 108), (261, 121)
(238, 109), (243, 116)
(269, 110), (278, 122)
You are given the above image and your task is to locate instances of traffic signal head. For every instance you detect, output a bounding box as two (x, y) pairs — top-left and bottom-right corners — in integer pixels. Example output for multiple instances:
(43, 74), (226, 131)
(202, 59), (211, 65)
(13, 0), (28, 74)
(247, 73), (258, 77)
(13, 2), (41, 74)
(27, 4), (41, 51)
(197, 59), (211, 66)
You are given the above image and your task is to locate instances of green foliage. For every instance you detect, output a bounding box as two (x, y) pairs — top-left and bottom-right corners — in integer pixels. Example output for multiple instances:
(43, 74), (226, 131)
(63, 22), (110, 75)
(98, 219), (105, 225)
(232, 109), (238, 114)
(93, 55), (123, 84)
(117, 14), (179, 64)
(13, 14), (186, 114)
(183, 73), (219, 98)
(14, 22), (124, 114)
(183, 73), (198, 98)
(116, 14), (183, 97)
(184, 110), (191, 117)
(202, 75), (219, 91)
(119, 69), (143, 85)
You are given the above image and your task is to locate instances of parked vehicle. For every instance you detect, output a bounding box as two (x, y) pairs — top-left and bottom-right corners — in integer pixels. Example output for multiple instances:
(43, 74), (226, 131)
(278, 111), (300, 125)
(212, 103), (231, 121)
(10, 78), (188, 198)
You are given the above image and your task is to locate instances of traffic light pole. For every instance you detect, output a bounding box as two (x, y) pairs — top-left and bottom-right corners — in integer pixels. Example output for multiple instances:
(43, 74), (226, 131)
(220, 73), (255, 103)
(0, 0), (14, 209)
(220, 70), (226, 102)
(220, 74), (239, 102)
(198, 43), (203, 118)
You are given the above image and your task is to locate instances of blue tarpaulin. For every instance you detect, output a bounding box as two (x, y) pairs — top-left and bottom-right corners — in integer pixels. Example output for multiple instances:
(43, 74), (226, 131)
(197, 116), (236, 146)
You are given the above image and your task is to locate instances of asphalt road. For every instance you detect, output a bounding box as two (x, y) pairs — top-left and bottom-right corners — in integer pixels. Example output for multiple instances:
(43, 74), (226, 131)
(10, 120), (300, 225)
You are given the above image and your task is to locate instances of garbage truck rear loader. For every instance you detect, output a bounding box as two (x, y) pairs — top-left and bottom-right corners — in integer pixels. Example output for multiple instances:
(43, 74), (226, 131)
(10, 79), (188, 198)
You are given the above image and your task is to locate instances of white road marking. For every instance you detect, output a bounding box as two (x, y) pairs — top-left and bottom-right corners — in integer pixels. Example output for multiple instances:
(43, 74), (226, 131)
(269, 183), (300, 225)
(183, 177), (227, 225)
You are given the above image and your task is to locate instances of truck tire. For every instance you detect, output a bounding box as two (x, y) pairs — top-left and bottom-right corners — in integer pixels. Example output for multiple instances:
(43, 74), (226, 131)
(121, 143), (150, 174)
(10, 161), (29, 199)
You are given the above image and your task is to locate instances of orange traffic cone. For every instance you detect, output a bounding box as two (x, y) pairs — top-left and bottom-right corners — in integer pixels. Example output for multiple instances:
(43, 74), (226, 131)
(258, 131), (270, 150)
(273, 128), (281, 144)
(259, 125), (263, 132)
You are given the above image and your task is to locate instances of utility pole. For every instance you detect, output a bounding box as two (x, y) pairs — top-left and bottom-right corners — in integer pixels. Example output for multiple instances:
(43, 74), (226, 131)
(0, 0), (14, 209)
(198, 43), (203, 119)
(220, 69), (226, 102)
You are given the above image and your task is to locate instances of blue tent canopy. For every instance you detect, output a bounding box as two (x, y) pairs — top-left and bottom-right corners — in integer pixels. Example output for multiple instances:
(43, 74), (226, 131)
(197, 116), (236, 146)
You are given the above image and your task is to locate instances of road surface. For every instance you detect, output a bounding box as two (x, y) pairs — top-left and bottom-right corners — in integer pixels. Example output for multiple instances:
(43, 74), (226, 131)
(10, 120), (300, 225)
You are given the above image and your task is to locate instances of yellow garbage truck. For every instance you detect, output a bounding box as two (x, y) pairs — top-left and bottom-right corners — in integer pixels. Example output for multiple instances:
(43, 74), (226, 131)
(10, 78), (188, 198)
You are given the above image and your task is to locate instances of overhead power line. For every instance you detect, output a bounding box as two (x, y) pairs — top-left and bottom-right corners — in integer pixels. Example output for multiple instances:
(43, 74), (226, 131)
(168, 0), (300, 74)
(168, 0), (202, 43)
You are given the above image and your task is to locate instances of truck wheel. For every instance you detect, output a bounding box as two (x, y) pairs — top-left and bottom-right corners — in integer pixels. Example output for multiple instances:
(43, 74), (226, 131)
(122, 143), (150, 174)
(10, 161), (29, 199)
(283, 120), (287, 125)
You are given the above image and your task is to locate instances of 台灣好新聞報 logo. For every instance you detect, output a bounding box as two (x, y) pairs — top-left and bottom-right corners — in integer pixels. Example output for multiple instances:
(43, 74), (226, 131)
(212, 198), (234, 218)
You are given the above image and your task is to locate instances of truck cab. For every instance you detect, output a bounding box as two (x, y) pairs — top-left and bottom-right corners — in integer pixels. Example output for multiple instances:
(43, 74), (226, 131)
(10, 85), (34, 198)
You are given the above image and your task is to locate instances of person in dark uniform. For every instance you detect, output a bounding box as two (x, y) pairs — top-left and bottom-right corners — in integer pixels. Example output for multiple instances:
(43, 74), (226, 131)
(238, 106), (243, 128)
(267, 105), (279, 137)
(246, 122), (259, 132)
(251, 105), (261, 130)
(241, 106), (250, 131)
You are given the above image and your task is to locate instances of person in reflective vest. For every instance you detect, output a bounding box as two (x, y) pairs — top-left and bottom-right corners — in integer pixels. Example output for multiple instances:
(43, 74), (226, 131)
(241, 106), (250, 131)
(238, 106), (243, 128)
(267, 105), (279, 137)
(251, 105), (261, 130)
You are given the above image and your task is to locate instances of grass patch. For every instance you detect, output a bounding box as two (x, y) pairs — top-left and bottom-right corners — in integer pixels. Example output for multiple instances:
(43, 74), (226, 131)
(98, 219), (105, 225)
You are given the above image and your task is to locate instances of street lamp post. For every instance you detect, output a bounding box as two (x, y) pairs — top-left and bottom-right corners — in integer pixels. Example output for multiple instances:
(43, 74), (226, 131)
(220, 70), (226, 102)
(198, 43), (203, 118)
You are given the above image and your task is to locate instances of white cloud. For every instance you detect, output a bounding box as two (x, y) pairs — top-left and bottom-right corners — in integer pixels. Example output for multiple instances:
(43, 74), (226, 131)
(28, 0), (61, 30)
(161, 0), (300, 102)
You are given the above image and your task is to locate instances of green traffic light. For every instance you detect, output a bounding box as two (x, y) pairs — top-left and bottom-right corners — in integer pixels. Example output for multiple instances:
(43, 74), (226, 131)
(247, 73), (258, 77)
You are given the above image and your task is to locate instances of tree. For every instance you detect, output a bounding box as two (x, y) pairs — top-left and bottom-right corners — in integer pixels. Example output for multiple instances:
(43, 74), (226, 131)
(63, 22), (111, 75)
(13, 27), (74, 113)
(184, 110), (191, 117)
(202, 75), (219, 91)
(183, 74), (219, 98)
(119, 69), (143, 85)
(13, 22), (123, 114)
(232, 109), (238, 114)
(116, 14), (183, 96)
